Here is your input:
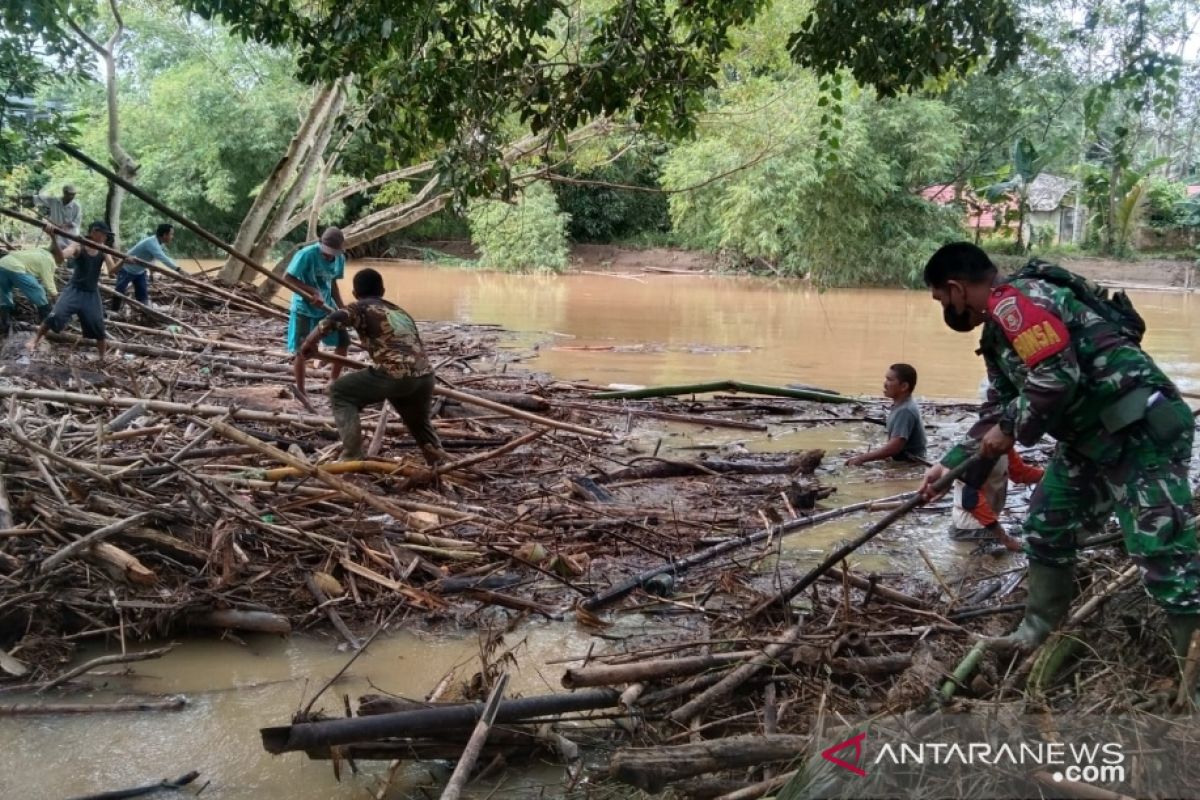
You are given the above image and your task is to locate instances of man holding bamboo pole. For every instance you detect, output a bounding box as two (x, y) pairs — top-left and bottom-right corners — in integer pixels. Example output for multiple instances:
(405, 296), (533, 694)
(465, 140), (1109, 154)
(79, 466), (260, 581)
(282, 226), (350, 380)
(294, 267), (448, 466)
(29, 221), (117, 359)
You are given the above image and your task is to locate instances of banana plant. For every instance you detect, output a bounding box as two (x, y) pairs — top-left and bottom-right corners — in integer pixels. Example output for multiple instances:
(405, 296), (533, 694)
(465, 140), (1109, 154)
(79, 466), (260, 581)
(977, 137), (1043, 252)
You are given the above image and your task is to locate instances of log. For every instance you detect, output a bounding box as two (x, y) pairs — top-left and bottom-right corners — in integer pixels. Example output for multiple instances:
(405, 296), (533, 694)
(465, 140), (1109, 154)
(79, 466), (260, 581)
(106, 403), (147, 433)
(608, 734), (809, 794)
(824, 567), (927, 609)
(188, 609), (292, 635)
(580, 490), (916, 611)
(90, 543), (157, 586)
(261, 688), (620, 753)
(445, 389), (549, 412)
(439, 673), (509, 800)
(0, 697), (186, 716)
(592, 380), (851, 404)
(40, 511), (159, 574)
(563, 652), (755, 689)
(746, 457), (979, 620)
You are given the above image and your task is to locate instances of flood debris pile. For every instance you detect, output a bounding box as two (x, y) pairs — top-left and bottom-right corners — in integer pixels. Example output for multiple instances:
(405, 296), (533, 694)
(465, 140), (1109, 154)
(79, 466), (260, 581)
(256, 542), (1200, 799)
(0, 274), (873, 689)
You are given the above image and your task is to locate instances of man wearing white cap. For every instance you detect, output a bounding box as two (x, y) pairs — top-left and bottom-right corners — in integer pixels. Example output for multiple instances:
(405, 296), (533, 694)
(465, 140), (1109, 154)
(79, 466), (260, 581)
(30, 185), (82, 250)
(282, 226), (350, 379)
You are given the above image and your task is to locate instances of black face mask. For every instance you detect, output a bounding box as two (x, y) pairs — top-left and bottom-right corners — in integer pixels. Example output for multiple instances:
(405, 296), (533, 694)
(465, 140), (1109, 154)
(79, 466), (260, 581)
(942, 302), (975, 332)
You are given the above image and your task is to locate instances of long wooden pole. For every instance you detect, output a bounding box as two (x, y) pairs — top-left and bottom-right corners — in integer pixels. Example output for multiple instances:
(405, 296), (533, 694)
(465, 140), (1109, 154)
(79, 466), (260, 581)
(580, 490), (916, 612)
(665, 458), (978, 725)
(56, 142), (288, 289)
(261, 688), (620, 754)
(746, 456), (979, 621)
(439, 673), (509, 800)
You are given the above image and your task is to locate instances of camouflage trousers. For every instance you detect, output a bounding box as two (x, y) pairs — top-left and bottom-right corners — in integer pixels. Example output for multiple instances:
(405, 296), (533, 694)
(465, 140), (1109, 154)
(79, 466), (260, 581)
(1023, 399), (1200, 615)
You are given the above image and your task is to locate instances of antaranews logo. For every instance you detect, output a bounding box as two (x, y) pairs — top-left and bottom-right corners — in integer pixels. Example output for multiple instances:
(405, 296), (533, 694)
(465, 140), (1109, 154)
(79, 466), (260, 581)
(821, 732), (868, 777)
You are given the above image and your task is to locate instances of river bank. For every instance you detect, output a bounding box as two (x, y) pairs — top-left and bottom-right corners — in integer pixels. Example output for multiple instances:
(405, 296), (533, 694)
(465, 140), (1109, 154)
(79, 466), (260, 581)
(403, 239), (1198, 289)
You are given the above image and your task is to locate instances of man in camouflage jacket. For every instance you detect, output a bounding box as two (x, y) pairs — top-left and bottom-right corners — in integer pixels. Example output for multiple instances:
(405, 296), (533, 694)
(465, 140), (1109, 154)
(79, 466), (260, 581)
(294, 267), (448, 465)
(919, 242), (1200, 692)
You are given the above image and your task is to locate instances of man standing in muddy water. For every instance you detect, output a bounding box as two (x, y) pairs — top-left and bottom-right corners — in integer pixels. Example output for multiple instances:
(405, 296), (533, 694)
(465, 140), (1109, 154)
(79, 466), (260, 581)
(918, 241), (1200, 697)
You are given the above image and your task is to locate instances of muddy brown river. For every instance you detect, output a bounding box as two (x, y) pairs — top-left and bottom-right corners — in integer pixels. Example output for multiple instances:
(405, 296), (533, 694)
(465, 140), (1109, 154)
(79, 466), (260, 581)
(4, 263), (1198, 798)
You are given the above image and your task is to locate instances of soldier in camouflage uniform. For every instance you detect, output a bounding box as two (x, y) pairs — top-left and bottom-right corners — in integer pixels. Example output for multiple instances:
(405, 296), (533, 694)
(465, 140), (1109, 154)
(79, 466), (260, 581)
(294, 268), (448, 465)
(919, 243), (1200, 687)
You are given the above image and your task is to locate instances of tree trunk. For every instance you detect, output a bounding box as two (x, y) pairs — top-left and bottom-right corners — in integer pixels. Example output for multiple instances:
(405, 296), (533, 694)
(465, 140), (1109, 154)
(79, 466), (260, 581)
(246, 83), (346, 269)
(1105, 160), (1122, 255)
(219, 82), (339, 285)
(307, 156), (328, 240)
(68, 2), (136, 246)
(257, 189), (448, 300)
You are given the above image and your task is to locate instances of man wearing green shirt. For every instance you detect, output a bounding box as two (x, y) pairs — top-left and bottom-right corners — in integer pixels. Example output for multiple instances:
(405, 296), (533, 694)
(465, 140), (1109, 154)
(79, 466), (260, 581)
(0, 226), (63, 334)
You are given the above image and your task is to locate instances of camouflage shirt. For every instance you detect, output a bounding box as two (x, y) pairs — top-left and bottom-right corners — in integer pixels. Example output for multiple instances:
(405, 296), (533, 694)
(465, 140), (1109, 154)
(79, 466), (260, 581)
(315, 298), (432, 379)
(943, 269), (1173, 468)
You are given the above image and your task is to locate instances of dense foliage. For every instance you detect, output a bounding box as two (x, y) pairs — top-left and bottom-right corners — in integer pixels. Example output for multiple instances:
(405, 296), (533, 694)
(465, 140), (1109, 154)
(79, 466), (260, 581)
(467, 183), (571, 273)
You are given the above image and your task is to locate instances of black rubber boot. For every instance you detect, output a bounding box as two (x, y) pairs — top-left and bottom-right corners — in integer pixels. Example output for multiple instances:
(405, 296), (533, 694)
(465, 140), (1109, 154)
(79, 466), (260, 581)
(0, 307), (10, 336)
(984, 561), (1075, 652)
(35, 304), (52, 322)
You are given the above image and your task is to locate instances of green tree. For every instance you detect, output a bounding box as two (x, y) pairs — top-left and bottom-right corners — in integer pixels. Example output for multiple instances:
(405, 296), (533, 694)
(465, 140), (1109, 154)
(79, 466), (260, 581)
(468, 183), (570, 273)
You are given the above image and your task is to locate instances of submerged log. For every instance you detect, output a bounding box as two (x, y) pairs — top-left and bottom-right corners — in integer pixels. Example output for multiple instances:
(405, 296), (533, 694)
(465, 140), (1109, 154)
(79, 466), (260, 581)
(609, 734), (809, 794)
(262, 688), (620, 753)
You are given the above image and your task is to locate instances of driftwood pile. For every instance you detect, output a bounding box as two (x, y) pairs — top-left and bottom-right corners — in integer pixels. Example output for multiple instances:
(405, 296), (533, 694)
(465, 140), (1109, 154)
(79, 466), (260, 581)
(0, 267), (864, 692)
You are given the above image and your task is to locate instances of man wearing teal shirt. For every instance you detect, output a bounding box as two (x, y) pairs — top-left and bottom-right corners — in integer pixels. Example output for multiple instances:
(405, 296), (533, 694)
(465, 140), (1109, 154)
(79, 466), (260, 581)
(112, 224), (180, 312)
(283, 226), (350, 379)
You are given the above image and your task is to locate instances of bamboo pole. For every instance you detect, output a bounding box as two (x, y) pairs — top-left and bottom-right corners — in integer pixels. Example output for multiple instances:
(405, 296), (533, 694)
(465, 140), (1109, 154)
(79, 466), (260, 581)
(195, 417), (476, 540)
(580, 490), (916, 612)
(439, 673), (509, 800)
(57, 142), (288, 290)
(261, 688), (620, 754)
(746, 457), (979, 621)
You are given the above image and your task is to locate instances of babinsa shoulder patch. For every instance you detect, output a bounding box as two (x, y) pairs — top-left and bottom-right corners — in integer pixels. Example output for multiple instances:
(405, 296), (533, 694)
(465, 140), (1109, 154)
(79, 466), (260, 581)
(987, 285), (1069, 367)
